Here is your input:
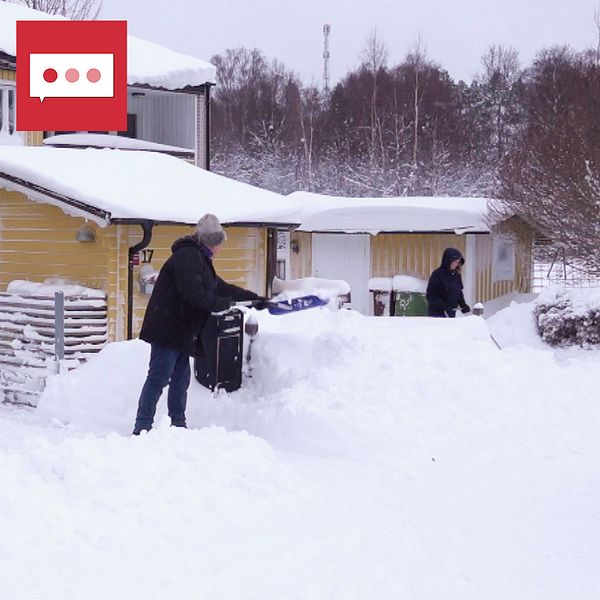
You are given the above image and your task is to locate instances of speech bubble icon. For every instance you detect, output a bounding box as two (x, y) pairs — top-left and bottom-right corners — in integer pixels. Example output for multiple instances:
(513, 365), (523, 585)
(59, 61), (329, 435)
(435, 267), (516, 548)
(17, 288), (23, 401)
(30, 53), (114, 102)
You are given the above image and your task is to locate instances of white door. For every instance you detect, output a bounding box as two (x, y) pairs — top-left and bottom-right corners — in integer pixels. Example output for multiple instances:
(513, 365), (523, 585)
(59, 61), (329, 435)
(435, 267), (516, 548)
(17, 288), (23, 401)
(312, 233), (371, 314)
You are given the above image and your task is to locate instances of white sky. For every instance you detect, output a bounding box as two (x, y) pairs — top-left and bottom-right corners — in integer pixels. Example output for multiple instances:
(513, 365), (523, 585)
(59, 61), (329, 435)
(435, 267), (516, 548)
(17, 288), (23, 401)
(100, 0), (599, 86)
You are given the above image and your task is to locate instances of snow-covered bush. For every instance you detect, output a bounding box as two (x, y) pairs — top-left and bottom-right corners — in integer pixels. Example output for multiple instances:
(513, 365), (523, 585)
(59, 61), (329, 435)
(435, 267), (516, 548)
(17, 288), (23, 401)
(534, 286), (600, 347)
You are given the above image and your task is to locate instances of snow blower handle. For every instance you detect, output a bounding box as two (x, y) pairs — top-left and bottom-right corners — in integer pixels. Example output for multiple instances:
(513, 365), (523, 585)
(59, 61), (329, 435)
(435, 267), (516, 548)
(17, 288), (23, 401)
(234, 295), (328, 314)
(233, 298), (273, 310)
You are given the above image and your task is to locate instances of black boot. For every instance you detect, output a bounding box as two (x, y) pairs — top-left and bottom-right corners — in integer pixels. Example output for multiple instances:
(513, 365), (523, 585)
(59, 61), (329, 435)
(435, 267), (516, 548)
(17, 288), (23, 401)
(132, 427), (150, 435)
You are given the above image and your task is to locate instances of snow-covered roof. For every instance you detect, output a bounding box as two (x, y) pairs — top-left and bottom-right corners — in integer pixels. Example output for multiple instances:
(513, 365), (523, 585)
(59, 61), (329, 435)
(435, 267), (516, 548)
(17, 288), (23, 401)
(0, 146), (301, 226)
(289, 191), (492, 234)
(0, 3), (216, 88)
(44, 133), (194, 155)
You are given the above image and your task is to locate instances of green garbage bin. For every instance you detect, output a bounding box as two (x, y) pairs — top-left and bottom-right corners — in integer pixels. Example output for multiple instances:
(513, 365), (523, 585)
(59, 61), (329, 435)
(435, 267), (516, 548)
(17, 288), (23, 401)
(393, 291), (428, 316)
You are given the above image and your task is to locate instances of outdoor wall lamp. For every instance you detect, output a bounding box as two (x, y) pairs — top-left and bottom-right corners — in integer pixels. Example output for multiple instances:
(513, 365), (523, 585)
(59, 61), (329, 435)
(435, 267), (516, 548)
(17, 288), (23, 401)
(290, 239), (300, 254)
(76, 225), (96, 242)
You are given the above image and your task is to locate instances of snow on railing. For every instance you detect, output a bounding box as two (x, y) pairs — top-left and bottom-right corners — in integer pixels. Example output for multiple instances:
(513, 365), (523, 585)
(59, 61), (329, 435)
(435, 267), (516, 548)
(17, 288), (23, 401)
(0, 289), (107, 406)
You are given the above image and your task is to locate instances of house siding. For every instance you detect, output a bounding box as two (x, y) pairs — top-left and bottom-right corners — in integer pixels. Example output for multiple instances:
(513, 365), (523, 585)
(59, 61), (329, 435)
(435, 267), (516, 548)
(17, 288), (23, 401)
(370, 233), (466, 282)
(474, 230), (532, 303)
(0, 190), (269, 342)
(195, 91), (207, 168)
(0, 189), (110, 289)
(291, 230), (532, 310)
(289, 231), (313, 279)
(128, 88), (195, 150)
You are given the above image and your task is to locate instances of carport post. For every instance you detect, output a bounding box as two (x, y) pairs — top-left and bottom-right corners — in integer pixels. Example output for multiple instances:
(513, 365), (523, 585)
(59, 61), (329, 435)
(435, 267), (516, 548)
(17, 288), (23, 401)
(463, 234), (477, 306)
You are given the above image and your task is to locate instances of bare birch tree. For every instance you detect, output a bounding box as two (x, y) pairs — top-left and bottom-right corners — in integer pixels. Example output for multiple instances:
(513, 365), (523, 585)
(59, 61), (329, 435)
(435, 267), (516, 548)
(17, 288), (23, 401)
(477, 45), (522, 160)
(360, 29), (388, 171)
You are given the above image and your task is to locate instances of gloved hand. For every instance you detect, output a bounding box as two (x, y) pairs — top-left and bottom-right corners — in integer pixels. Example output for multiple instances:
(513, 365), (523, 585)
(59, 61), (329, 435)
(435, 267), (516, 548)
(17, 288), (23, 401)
(445, 305), (457, 316)
(252, 296), (271, 310)
(460, 303), (471, 314)
(213, 296), (232, 312)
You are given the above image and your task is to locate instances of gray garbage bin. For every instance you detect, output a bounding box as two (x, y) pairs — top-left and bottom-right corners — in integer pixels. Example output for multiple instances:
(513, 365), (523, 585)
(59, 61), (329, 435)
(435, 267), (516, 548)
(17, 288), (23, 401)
(368, 278), (393, 316)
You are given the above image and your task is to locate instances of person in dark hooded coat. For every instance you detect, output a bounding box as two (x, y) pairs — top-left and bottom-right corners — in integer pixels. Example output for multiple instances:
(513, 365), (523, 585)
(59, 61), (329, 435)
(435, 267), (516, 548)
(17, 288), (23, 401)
(133, 214), (265, 434)
(426, 247), (471, 318)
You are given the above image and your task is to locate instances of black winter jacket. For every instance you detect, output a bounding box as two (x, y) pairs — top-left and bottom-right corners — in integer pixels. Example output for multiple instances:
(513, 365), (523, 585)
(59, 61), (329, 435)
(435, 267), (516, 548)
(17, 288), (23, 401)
(426, 247), (468, 318)
(139, 236), (259, 353)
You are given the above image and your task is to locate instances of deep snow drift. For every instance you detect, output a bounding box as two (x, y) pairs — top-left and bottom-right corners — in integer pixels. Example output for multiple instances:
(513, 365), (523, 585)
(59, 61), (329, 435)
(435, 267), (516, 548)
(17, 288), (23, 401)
(1, 301), (599, 600)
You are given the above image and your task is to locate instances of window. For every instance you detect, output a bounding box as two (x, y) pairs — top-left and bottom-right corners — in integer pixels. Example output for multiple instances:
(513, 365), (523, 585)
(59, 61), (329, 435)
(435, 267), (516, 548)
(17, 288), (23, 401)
(276, 260), (286, 280)
(8, 88), (15, 134)
(0, 84), (17, 137)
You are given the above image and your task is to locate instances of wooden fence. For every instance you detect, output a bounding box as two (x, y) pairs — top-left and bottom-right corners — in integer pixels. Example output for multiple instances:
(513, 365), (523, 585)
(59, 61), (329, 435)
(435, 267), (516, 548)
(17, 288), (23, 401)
(0, 291), (107, 406)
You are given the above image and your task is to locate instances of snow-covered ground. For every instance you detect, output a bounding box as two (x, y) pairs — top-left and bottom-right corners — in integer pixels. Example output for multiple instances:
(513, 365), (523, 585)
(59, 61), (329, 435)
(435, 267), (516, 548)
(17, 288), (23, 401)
(1, 299), (599, 600)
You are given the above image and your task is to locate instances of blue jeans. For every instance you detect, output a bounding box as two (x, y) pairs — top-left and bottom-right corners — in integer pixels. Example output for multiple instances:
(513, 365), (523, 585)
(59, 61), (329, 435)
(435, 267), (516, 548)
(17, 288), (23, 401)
(134, 343), (191, 432)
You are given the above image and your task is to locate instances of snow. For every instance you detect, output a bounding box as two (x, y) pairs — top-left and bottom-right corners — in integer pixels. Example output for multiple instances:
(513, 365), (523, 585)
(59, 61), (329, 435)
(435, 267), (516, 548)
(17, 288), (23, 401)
(44, 133), (194, 154)
(392, 274), (428, 293)
(272, 276), (350, 300)
(7, 279), (106, 299)
(289, 190), (492, 233)
(0, 146), (301, 226)
(0, 132), (24, 146)
(0, 147), (494, 232)
(368, 277), (393, 292)
(0, 3), (62, 56)
(538, 284), (600, 315)
(368, 276), (427, 294)
(487, 298), (547, 350)
(0, 3), (216, 88)
(1, 295), (599, 599)
(127, 34), (216, 88)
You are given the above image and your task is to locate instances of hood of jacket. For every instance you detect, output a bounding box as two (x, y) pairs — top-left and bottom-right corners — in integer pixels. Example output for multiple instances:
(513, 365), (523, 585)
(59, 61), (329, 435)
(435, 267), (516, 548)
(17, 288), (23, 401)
(440, 247), (465, 270)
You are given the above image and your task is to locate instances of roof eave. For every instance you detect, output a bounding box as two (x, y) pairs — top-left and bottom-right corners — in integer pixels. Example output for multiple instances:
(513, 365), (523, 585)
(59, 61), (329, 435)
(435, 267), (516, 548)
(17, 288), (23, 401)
(0, 175), (299, 229)
(128, 82), (216, 94)
(44, 143), (195, 159)
(296, 228), (490, 235)
(112, 218), (300, 230)
(0, 171), (111, 223)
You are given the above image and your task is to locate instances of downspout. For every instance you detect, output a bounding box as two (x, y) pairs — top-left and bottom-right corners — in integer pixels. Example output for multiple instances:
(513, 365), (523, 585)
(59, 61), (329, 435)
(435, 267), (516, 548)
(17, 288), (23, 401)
(205, 83), (211, 170)
(127, 220), (154, 340)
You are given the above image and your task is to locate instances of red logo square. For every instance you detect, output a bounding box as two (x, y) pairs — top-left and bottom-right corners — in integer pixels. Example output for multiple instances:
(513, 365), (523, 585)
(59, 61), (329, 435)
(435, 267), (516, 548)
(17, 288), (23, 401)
(16, 20), (127, 132)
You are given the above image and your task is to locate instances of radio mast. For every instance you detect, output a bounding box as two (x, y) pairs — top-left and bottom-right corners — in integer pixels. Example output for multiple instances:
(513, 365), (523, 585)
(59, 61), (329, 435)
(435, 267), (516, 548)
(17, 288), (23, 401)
(323, 24), (331, 96)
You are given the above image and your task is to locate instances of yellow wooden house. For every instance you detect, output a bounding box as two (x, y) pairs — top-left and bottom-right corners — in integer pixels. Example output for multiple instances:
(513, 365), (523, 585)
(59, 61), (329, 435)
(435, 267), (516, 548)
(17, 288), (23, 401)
(0, 146), (300, 342)
(0, 4), (302, 403)
(285, 192), (534, 315)
(0, 2), (292, 347)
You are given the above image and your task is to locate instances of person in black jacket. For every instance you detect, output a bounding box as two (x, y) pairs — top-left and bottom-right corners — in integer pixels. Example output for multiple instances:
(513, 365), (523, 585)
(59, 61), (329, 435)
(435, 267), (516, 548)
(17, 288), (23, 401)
(133, 214), (263, 434)
(426, 247), (471, 318)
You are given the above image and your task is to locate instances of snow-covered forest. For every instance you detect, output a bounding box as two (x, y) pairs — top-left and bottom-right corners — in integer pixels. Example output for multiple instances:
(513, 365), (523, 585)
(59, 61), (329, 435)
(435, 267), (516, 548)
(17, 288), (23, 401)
(210, 41), (600, 272)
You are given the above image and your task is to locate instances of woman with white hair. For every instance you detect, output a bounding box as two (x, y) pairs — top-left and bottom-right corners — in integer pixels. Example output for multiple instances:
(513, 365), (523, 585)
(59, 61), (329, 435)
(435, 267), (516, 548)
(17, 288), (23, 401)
(133, 214), (264, 434)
